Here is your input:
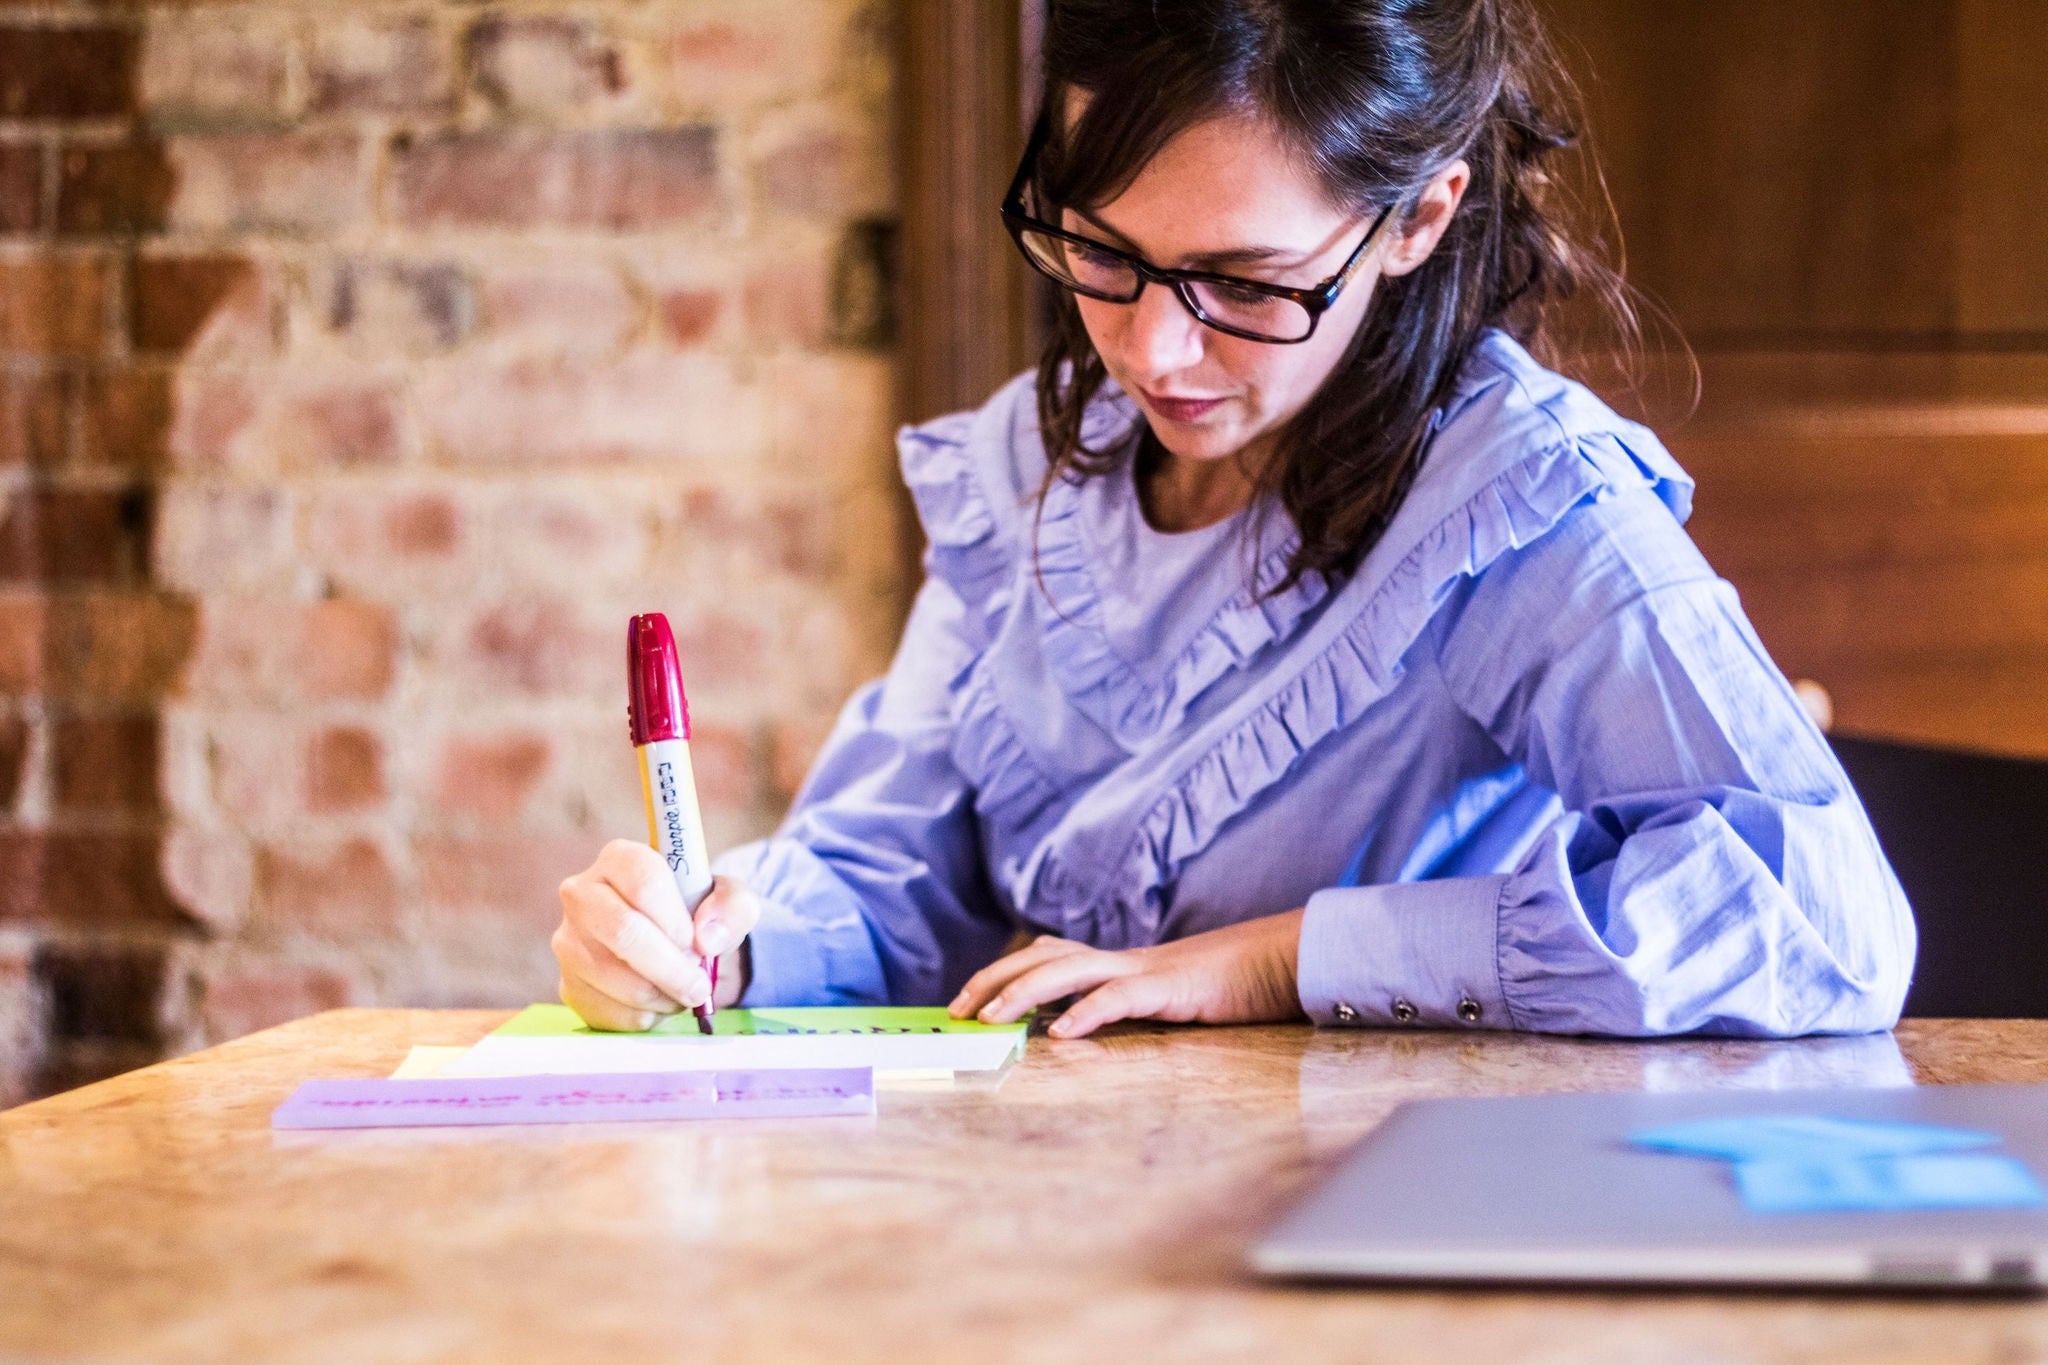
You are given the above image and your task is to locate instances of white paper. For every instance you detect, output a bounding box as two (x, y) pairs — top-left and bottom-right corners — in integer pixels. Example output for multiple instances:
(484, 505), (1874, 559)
(441, 1029), (1022, 1079)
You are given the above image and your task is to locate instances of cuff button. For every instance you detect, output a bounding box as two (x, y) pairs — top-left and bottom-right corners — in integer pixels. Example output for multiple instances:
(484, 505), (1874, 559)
(1332, 1001), (1358, 1024)
(1457, 997), (1483, 1024)
(1390, 998), (1417, 1024)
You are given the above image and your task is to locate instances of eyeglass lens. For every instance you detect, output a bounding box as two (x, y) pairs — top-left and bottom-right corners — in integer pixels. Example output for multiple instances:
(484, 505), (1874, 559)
(1013, 226), (1316, 343)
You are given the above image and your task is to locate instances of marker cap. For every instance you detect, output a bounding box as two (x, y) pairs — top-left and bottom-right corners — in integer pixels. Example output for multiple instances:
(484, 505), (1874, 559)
(626, 612), (691, 745)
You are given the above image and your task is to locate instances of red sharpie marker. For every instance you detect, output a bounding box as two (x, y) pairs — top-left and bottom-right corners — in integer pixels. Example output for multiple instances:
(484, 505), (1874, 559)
(627, 613), (717, 1034)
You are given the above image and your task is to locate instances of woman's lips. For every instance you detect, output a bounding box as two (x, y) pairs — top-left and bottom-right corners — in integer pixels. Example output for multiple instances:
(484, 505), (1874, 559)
(1140, 389), (1227, 423)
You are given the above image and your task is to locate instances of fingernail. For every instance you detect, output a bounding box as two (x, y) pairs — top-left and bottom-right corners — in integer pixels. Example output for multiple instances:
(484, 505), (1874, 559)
(1050, 1016), (1074, 1037)
(698, 924), (730, 956)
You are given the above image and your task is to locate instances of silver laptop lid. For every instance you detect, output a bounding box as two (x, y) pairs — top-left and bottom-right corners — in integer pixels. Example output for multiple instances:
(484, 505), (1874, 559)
(1253, 1083), (2048, 1290)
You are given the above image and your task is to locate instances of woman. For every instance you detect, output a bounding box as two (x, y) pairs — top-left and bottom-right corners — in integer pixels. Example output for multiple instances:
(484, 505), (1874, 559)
(552, 0), (1914, 1039)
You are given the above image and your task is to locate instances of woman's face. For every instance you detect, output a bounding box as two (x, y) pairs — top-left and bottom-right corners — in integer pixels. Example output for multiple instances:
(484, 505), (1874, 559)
(1064, 112), (1464, 472)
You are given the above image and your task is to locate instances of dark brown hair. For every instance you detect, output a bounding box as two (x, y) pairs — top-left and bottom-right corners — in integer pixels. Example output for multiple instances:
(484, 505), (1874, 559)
(1031, 0), (1641, 592)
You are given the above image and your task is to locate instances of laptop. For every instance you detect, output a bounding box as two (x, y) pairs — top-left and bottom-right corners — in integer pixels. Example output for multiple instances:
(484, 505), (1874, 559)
(1252, 1083), (2048, 1290)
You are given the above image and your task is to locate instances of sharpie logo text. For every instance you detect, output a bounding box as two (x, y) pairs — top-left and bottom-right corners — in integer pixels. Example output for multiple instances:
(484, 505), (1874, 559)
(655, 759), (691, 876)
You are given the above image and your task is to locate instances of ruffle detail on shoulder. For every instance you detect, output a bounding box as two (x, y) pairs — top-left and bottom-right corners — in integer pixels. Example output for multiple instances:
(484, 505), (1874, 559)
(1031, 475), (1331, 747)
(896, 406), (1013, 641)
(947, 650), (1063, 836)
(1062, 428), (1692, 948)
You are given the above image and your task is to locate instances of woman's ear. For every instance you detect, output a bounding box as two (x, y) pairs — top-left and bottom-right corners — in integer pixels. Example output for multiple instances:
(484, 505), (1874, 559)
(1379, 159), (1471, 278)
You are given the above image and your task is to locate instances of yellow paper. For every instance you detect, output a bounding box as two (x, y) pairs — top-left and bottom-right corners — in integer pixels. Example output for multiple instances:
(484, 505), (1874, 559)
(389, 1045), (470, 1079)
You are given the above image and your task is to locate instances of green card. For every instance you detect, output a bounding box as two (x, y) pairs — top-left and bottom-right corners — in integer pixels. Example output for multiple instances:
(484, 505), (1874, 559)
(494, 1003), (1028, 1040)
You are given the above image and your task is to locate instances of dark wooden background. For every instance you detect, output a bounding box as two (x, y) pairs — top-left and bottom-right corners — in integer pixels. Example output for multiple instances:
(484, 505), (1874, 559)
(899, 0), (2048, 759)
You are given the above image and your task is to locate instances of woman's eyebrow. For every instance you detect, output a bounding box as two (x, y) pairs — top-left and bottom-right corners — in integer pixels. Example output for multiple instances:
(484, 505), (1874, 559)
(1070, 205), (1303, 269)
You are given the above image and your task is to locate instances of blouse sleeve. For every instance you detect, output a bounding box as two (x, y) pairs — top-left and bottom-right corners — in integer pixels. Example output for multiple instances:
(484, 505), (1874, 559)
(712, 577), (1012, 1006)
(1295, 484), (1916, 1037)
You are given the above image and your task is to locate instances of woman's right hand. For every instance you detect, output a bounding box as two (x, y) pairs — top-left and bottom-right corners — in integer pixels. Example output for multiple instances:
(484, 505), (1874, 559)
(553, 839), (760, 1031)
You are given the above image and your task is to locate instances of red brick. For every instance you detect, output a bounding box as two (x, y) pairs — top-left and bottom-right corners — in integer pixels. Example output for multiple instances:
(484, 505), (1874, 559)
(389, 128), (719, 230)
(680, 721), (761, 811)
(0, 142), (41, 233)
(55, 139), (174, 235)
(769, 714), (835, 803)
(304, 489), (463, 590)
(295, 600), (400, 701)
(298, 598), (401, 700)
(129, 254), (269, 358)
(78, 367), (173, 474)
(0, 591), (43, 693)
(0, 487), (149, 585)
(170, 367), (411, 474)
(665, 4), (844, 108)
(418, 354), (766, 466)
(268, 373), (409, 470)
(323, 258), (474, 354)
(476, 260), (635, 354)
(457, 597), (611, 698)
(186, 598), (397, 705)
(161, 368), (256, 473)
(672, 609), (769, 694)
(491, 485), (647, 583)
(467, 15), (626, 116)
(417, 831), (592, 931)
(0, 713), (26, 809)
(0, 371), (69, 469)
(306, 726), (384, 813)
(51, 708), (158, 815)
(168, 133), (366, 234)
(197, 955), (355, 1043)
(256, 837), (400, 941)
(0, 829), (183, 928)
(153, 483), (294, 595)
(743, 248), (831, 347)
(38, 938), (171, 1044)
(308, 15), (454, 116)
(0, 24), (137, 120)
(383, 492), (459, 554)
(41, 591), (196, 702)
(0, 256), (112, 359)
(138, 14), (294, 122)
(160, 824), (251, 935)
(433, 732), (550, 821)
(204, 714), (310, 833)
(659, 287), (724, 346)
(756, 125), (878, 220)
(677, 486), (837, 580)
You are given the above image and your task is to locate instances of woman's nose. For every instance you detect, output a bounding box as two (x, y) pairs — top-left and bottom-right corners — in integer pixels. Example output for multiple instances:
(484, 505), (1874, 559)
(1121, 281), (1204, 377)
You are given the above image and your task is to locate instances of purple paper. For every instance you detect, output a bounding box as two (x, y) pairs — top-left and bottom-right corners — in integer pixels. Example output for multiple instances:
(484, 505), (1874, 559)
(271, 1068), (875, 1129)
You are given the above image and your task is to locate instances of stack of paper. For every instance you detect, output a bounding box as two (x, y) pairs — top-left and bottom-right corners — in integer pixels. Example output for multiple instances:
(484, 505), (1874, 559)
(400, 1005), (1028, 1083)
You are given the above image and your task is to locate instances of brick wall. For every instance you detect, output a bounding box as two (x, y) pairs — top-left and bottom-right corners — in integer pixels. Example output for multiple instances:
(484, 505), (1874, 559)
(0, 1), (905, 1103)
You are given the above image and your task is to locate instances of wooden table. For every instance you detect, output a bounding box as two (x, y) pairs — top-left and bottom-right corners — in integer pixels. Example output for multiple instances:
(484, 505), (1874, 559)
(3, 1012), (2047, 1362)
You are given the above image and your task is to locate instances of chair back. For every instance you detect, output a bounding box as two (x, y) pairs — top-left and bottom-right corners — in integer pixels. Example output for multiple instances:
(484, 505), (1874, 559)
(1831, 735), (2048, 1019)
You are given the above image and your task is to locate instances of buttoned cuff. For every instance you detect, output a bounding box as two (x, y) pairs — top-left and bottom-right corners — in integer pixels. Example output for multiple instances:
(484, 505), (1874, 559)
(1297, 875), (1513, 1029)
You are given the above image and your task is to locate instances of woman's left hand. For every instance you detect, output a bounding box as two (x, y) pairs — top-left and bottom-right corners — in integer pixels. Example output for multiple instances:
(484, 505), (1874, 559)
(949, 909), (1307, 1039)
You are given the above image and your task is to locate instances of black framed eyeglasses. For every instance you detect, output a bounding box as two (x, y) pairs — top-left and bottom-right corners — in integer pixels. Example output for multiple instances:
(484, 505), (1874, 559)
(1000, 118), (1398, 345)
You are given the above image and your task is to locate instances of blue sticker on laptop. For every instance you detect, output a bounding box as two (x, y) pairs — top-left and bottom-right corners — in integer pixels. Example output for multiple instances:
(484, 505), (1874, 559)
(1734, 1153), (2048, 1215)
(1628, 1115), (1999, 1164)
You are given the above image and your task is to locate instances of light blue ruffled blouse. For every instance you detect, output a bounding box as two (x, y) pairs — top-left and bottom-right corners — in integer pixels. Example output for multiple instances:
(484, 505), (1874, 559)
(716, 331), (1916, 1036)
